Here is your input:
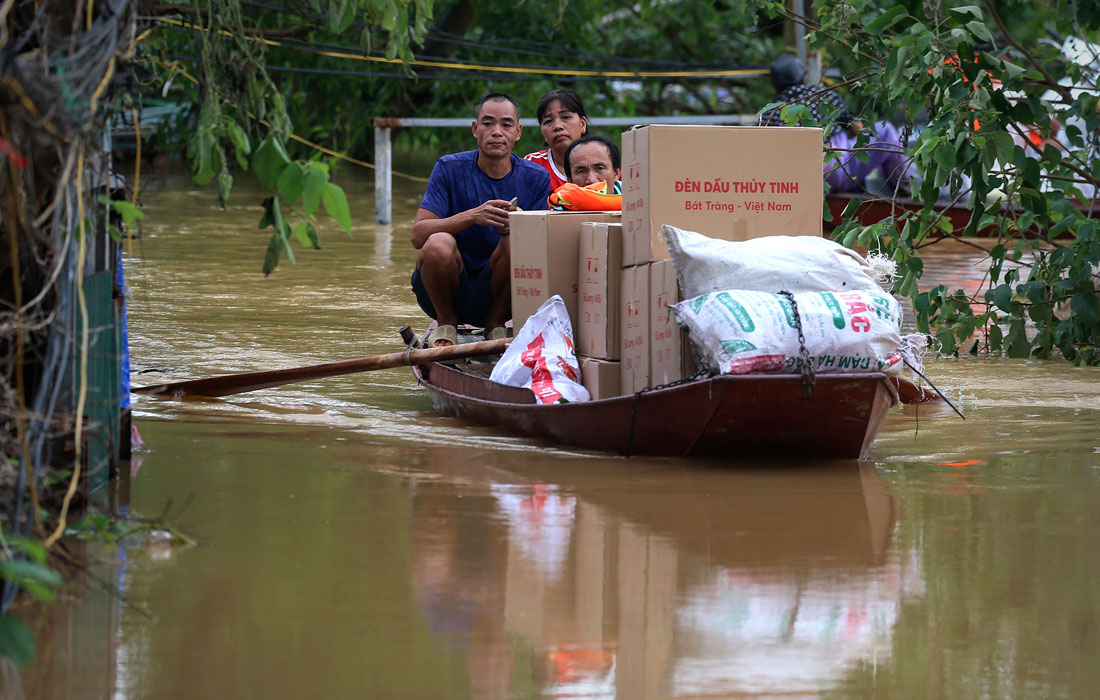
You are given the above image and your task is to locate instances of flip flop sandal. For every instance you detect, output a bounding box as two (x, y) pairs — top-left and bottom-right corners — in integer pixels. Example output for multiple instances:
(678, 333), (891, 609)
(426, 324), (458, 347)
(486, 326), (508, 341)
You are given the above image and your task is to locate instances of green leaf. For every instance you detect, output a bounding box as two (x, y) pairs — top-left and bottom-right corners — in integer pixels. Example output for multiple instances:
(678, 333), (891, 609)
(327, 0), (347, 33)
(262, 231), (282, 276)
(273, 203), (296, 266)
(321, 182), (352, 235)
(935, 326), (958, 356)
(0, 559), (63, 589)
(934, 143), (956, 172)
(192, 134), (218, 186)
(1070, 291), (1100, 325)
(277, 163), (305, 205)
(1000, 59), (1026, 81)
(225, 120), (251, 169)
(966, 20), (993, 42)
(338, 0), (357, 32)
(217, 171), (232, 210)
(270, 196), (285, 236)
(302, 168), (327, 216)
(98, 196), (146, 227)
(381, 0), (398, 30)
(293, 221), (311, 247)
(1006, 319), (1030, 358)
(987, 323), (1004, 353)
(950, 5), (983, 19)
(305, 222), (321, 250)
(258, 197), (274, 229)
(0, 615), (35, 667)
(992, 131), (1015, 164)
(253, 134), (291, 190)
(865, 5), (907, 35)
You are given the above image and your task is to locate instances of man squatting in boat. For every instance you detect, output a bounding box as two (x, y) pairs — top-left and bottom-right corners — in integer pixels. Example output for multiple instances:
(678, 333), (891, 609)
(410, 93), (551, 348)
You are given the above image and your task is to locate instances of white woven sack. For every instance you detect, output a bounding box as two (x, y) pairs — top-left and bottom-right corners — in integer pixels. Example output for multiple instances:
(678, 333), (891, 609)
(490, 295), (591, 403)
(673, 289), (904, 375)
(663, 225), (888, 299)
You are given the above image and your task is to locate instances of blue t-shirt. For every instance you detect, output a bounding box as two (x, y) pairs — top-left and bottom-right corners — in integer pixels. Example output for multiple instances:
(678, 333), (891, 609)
(419, 151), (550, 269)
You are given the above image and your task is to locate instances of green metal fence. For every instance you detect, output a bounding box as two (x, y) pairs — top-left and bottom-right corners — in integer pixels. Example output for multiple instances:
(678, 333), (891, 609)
(78, 270), (120, 493)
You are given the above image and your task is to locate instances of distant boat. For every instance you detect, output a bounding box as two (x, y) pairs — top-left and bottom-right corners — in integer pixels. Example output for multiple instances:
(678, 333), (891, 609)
(824, 191), (1095, 238)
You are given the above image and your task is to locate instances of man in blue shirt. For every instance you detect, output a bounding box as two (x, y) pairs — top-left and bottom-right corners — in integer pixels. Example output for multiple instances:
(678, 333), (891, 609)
(412, 94), (551, 347)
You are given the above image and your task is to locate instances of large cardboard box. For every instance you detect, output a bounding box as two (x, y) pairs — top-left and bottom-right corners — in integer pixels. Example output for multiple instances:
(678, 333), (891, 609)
(579, 357), (621, 401)
(577, 222), (623, 360)
(620, 264), (650, 394)
(510, 211), (619, 332)
(621, 125), (823, 265)
(649, 260), (681, 386)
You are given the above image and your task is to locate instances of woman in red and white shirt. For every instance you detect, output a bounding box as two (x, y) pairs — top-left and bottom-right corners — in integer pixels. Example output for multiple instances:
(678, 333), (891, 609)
(524, 89), (589, 192)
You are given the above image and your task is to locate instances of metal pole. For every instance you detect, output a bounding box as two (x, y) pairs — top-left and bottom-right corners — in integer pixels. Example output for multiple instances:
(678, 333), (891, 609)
(374, 126), (392, 225)
(793, 0), (807, 68)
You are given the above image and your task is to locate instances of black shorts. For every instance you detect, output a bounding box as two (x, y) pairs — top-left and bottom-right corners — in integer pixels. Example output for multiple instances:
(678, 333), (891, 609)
(411, 263), (495, 328)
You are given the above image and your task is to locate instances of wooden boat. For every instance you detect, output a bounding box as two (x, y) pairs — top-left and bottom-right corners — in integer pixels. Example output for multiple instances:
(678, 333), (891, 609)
(825, 192), (974, 234)
(824, 192), (1095, 237)
(413, 358), (897, 460)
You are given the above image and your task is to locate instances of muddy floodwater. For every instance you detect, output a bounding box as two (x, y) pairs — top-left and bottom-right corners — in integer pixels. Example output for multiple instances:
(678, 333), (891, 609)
(20, 166), (1100, 699)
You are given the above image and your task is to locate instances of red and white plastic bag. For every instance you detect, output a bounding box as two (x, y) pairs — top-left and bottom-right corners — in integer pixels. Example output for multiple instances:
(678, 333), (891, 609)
(490, 295), (591, 403)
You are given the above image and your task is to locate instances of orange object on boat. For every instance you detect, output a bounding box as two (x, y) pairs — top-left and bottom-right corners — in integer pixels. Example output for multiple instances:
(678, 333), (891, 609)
(548, 181), (622, 211)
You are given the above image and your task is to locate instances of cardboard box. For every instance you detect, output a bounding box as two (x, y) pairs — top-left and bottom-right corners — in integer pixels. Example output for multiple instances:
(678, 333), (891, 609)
(577, 222), (623, 360)
(681, 332), (698, 378)
(649, 260), (682, 386)
(621, 125), (823, 265)
(510, 211), (619, 332)
(580, 357), (621, 401)
(620, 264), (650, 394)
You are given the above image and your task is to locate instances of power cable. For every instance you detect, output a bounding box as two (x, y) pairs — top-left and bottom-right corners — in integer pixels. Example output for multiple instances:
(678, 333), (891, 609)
(152, 17), (768, 79)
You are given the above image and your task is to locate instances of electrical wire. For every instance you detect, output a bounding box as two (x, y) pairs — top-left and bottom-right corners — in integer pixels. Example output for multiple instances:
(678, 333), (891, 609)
(153, 17), (768, 79)
(236, 0), (739, 70)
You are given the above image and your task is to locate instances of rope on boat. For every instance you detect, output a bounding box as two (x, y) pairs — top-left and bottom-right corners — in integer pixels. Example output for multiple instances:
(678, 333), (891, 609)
(903, 360), (965, 420)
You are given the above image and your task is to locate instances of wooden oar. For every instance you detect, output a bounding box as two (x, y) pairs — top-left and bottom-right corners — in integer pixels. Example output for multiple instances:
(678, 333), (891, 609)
(133, 337), (511, 398)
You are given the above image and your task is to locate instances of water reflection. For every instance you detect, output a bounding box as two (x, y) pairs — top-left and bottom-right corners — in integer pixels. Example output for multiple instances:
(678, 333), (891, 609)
(406, 454), (920, 698)
(21, 167), (1096, 699)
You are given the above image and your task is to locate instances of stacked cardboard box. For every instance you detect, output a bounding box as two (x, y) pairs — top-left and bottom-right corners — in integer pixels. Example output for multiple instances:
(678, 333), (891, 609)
(509, 211), (620, 334)
(510, 126), (824, 400)
(621, 125), (824, 263)
(577, 225), (685, 396)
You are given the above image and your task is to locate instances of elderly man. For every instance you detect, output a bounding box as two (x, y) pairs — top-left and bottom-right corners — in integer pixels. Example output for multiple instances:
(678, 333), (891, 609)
(563, 134), (622, 193)
(411, 94), (551, 347)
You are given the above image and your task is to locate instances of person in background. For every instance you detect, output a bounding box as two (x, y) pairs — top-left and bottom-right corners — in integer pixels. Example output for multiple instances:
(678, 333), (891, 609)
(564, 135), (621, 193)
(411, 93), (550, 348)
(524, 88), (589, 191)
(761, 54), (911, 196)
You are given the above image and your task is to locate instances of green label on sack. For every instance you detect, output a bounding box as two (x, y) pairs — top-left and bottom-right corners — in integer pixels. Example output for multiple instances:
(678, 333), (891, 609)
(720, 339), (757, 355)
(691, 294), (708, 313)
(776, 295), (798, 329)
(818, 292), (846, 329)
(716, 292), (756, 333)
(869, 292), (899, 323)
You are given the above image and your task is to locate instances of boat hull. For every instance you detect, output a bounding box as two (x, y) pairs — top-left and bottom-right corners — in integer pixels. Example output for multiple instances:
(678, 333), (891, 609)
(415, 363), (895, 460)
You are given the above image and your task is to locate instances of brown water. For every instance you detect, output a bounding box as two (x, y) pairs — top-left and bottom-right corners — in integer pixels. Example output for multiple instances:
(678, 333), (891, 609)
(18, 168), (1100, 699)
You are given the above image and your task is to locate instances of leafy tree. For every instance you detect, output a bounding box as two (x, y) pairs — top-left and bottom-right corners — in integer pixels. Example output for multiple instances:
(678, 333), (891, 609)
(755, 0), (1100, 364)
(140, 0), (434, 273)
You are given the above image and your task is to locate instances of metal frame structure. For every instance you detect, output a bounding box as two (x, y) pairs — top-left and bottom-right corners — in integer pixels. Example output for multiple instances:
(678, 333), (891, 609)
(371, 115), (759, 224)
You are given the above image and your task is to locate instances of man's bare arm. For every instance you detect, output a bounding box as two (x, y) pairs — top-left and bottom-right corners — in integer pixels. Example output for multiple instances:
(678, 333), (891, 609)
(411, 201), (513, 249)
